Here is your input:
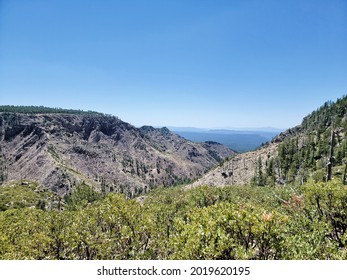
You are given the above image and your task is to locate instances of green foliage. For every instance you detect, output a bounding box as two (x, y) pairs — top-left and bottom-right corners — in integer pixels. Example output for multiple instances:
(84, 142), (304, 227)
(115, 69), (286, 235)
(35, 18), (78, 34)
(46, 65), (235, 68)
(64, 183), (103, 210)
(0, 209), (53, 259)
(0, 105), (103, 116)
(251, 157), (266, 186)
(171, 202), (287, 259)
(1, 181), (347, 260)
(0, 181), (57, 211)
(302, 96), (347, 132)
(302, 180), (347, 249)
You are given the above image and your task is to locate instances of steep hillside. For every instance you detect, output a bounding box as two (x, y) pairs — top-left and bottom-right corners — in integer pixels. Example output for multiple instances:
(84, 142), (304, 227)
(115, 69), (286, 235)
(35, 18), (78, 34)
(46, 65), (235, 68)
(0, 107), (236, 196)
(190, 95), (347, 188)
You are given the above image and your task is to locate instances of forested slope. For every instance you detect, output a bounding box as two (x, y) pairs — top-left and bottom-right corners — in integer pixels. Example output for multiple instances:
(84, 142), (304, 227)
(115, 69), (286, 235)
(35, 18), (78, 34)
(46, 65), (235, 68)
(191, 96), (347, 188)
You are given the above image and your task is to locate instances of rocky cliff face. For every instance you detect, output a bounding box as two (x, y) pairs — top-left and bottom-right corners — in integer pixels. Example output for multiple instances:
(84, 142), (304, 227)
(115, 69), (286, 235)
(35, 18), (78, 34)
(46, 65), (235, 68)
(0, 112), (236, 196)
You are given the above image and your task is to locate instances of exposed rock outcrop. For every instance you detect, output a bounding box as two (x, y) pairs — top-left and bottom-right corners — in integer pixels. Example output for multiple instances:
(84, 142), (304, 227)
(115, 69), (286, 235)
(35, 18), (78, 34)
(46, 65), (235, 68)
(0, 112), (236, 196)
(188, 143), (279, 188)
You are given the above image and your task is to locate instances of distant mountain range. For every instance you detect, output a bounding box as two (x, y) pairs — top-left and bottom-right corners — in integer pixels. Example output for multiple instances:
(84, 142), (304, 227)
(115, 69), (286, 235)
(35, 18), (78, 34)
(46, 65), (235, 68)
(169, 127), (282, 152)
(168, 126), (284, 133)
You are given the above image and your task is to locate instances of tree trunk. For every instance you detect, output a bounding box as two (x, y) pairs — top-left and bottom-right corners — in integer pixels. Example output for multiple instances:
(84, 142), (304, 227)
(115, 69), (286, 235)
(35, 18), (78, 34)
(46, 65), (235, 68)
(326, 130), (335, 182)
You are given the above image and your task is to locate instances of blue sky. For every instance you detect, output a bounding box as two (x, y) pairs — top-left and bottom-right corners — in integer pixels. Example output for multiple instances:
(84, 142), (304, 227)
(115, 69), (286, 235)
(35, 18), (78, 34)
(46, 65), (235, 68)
(0, 0), (346, 129)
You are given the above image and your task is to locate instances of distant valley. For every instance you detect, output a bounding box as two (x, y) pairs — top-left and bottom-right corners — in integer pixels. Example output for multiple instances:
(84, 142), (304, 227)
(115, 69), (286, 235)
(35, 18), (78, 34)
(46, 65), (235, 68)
(171, 127), (282, 152)
(190, 96), (347, 188)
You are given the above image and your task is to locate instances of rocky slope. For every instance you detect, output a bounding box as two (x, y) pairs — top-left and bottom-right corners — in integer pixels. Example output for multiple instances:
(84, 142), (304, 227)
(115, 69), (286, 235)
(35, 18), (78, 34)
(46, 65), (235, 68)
(189, 96), (347, 188)
(0, 110), (236, 196)
(188, 143), (279, 188)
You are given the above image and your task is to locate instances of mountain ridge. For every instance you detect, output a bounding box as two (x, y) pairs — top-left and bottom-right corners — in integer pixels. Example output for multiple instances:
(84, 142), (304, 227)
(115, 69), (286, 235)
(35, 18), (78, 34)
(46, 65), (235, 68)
(0, 108), (236, 196)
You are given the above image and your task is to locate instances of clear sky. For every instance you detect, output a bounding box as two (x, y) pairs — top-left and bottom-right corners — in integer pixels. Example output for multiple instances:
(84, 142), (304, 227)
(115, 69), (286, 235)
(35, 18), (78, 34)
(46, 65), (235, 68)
(0, 0), (346, 129)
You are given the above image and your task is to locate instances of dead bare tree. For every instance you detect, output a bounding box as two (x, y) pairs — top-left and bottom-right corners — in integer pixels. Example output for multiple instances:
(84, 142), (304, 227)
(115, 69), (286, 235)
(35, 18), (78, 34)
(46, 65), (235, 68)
(326, 129), (335, 182)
